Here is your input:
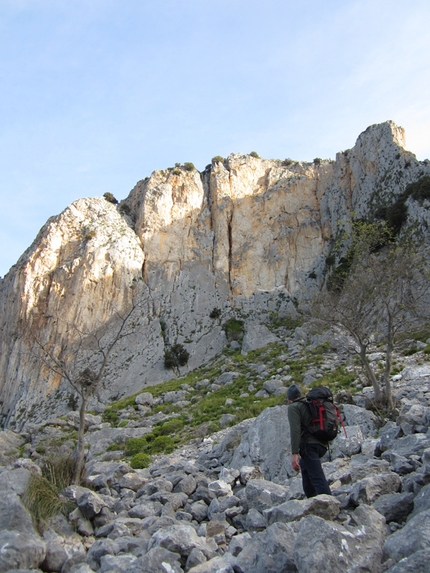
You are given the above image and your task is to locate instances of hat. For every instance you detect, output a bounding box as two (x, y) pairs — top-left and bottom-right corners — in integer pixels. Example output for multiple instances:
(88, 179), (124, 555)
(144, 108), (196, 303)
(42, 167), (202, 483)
(287, 384), (301, 401)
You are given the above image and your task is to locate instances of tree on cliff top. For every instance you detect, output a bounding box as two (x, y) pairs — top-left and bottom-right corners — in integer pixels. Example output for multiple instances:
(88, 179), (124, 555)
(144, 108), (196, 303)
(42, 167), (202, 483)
(312, 223), (430, 410)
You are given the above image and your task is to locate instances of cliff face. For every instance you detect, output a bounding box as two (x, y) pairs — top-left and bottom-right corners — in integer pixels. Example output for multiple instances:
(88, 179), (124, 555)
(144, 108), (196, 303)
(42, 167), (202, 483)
(1, 121), (429, 428)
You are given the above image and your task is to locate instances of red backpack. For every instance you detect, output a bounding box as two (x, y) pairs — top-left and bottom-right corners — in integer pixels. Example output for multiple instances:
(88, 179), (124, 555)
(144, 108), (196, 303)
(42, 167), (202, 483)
(302, 386), (346, 441)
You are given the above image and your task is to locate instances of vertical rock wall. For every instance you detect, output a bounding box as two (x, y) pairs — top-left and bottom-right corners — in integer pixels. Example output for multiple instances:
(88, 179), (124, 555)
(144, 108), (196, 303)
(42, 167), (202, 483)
(1, 121), (429, 428)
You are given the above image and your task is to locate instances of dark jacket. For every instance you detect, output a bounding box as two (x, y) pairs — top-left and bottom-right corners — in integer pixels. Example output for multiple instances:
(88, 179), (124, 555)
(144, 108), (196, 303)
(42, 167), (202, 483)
(288, 400), (328, 454)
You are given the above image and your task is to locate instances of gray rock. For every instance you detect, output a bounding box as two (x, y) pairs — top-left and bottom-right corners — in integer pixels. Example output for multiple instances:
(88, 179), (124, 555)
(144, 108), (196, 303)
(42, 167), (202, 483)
(0, 530), (47, 573)
(350, 473), (401, 506)
(118, 472), (146, 492)
(391, 433), (430, 458)
(147, 523), (217, 559)
(241, 323), (280, 353)
(135, 392), (154, 406)
(214, 372), (240, 386)
(99, 553), (138, 573)
(330, 425), (364, 458)
(408, 483), (430, 519)
(230, 406), (292, 482)
(77, 490), (107, 520)
(128, 500), (162, 519)
(385, 549), (430, 573)
(379, 421), (403, 452)
(245, 478), (288, 512)
(235, 522), (296, 573)
(397, 401), (430, 435)
(372, 492), (414, 523)
(262, 379), (285, 395)
(294, 506), (385, 573)
(383, 509), (430, 564)
(244, 507), (267, 531)
(265, 494), (341, 525)
(341, 404), (378, 437)
(381, 451), (417, 475)
(134, 547), (183, 573)
(86, 539), (119, 571)
(187, 556), (236, 572)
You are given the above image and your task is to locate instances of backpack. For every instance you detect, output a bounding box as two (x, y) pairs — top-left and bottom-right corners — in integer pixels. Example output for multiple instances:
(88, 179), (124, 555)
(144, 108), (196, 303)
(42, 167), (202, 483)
(302, 386), (345, 442)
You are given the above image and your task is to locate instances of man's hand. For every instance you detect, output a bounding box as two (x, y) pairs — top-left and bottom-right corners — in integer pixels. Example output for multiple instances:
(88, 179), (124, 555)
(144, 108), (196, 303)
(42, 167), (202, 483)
(291, 453), (300, 472)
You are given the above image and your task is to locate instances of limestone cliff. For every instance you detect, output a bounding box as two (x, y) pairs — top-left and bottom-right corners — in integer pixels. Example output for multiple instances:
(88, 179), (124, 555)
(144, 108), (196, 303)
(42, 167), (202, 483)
(1, 121), (429, 428)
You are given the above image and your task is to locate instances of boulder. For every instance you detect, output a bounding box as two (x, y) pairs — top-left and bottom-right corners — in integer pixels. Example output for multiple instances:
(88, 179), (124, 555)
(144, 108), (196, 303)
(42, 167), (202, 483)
(264, 494), (341, 524)
(245, 478), (288, 512)
(341, 404), (378, 437)
(383, 509), (430, 564)
(230, 406), (292, 482)
(350, 473), (401, 506)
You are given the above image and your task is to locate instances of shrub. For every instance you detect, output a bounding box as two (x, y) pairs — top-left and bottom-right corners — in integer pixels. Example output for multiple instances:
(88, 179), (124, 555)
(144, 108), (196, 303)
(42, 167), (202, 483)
(222, 318), (245, 342)
(407, 175), (430, 204)
(183, 162), (195, 172)
(212, 156), (224, 164)
(130, 452), (151, 469)
(23, 455), (75, 528)
(119, 203), (131, 216)
(172, 169), (182, 176)
(313, 158), (322, 165)
(209, 307), (221, 319)
(103, 192), (118, 204)
(164, 343), (190, 370)
(155, 417), (185, 435)
(250, 151), (260, 158)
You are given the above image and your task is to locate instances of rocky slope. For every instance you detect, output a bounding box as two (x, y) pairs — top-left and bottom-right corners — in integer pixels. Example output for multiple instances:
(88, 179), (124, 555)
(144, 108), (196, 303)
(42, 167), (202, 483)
(1, 121), (430, 429)
(1, 333), (430, 572)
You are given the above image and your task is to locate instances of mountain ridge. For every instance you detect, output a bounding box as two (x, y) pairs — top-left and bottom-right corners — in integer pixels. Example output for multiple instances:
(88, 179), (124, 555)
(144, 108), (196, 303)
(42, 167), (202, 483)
(1, 120), (429, 429)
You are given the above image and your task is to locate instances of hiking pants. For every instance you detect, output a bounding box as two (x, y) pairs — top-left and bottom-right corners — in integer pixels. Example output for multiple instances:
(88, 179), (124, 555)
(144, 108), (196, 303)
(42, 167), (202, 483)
(299, 442), (331, 498)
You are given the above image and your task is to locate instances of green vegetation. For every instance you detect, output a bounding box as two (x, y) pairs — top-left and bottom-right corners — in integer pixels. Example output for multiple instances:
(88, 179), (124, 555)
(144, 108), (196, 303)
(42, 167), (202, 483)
(164, 343), (190, 370)
(103, 192), (119, 205)
(130, 452), (151, 469)
(183, 162), (195, 172)
(212, 156), (224, 164)
(375, 175), (430, 235)
(210, 307), (222, 319)
(249, 151), (260, 158)
(23, 456), (75, 529)
(222, 318), (244, 342)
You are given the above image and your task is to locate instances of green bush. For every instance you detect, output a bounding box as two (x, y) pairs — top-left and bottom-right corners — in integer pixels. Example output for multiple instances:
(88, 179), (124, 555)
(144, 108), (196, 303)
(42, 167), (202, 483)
(130, 452), (151, 469)
(209, 307), (221, 319)
(249, 151), (260, 158)
(125, 436), (151, 456)
(222, 318), (244, 342)
(164, 343), (190, 370)
(155, 417), (185, 435)
(183, 162), (195, 172)
(103, 192), (119, 205)
(407, 175), (430, 204)
(212, 156), (224, 164)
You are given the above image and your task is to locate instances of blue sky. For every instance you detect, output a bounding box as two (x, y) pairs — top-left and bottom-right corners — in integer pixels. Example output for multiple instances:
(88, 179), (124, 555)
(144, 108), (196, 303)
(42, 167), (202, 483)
(1, 0), (429, 277)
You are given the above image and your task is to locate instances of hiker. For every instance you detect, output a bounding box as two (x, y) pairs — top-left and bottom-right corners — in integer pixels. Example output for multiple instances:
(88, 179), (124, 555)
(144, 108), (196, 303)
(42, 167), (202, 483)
(287, 383), (331, 497)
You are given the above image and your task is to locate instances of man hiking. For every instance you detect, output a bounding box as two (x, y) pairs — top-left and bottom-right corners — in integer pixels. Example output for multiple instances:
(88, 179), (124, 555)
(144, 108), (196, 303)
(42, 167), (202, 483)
(287, 383), (331, 497)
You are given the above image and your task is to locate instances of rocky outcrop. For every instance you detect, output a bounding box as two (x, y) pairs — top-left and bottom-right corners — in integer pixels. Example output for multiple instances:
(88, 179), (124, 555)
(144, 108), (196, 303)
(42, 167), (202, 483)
(1, 121), (429, 427)
(1, 357), (430, 572)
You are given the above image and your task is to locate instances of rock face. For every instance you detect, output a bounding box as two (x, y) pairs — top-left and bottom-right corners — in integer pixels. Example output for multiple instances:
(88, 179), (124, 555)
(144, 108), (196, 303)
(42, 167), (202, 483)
(1, 121), (430, 427)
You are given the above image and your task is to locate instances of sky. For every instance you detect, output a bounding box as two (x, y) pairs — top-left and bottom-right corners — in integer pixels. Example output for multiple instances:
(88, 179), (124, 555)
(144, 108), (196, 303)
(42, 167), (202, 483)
(1, 0), (430, 277)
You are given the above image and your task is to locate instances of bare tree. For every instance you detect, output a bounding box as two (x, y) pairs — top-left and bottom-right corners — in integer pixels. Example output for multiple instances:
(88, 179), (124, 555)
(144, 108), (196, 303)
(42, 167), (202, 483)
(312, 227), (430, 409)
(32, 300), (142, 483)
